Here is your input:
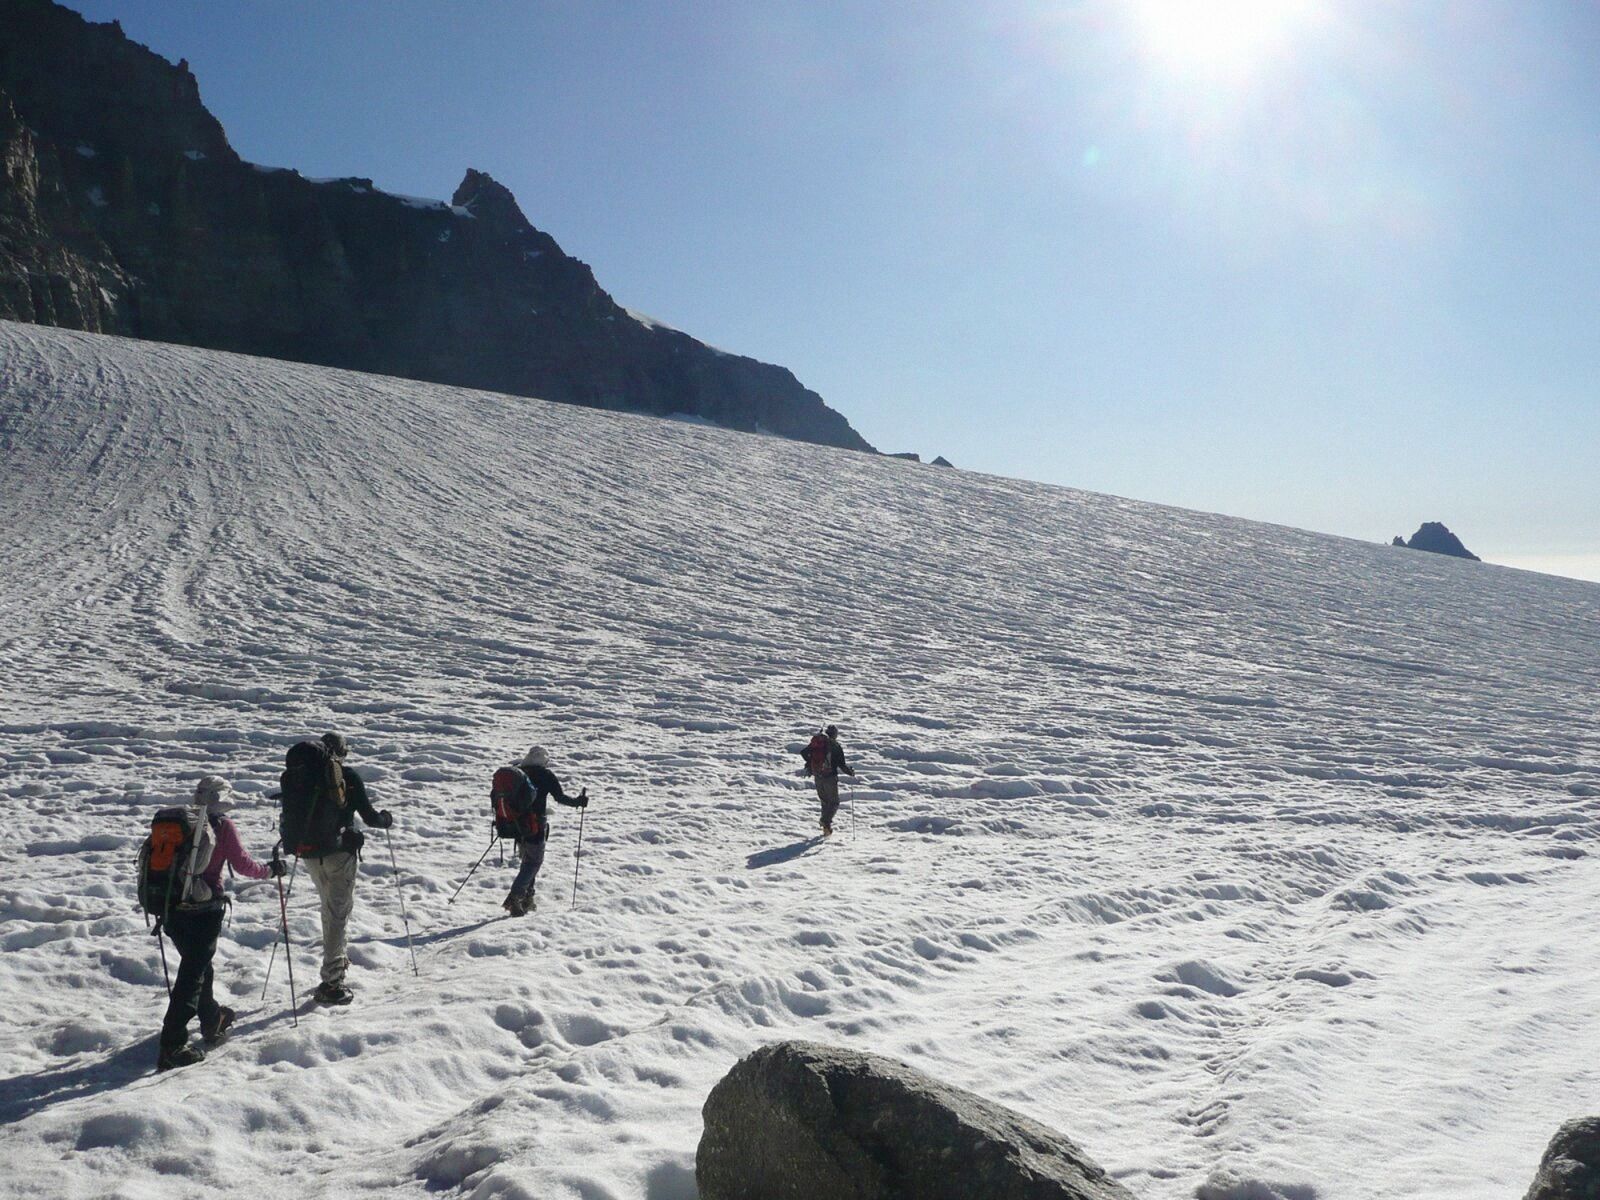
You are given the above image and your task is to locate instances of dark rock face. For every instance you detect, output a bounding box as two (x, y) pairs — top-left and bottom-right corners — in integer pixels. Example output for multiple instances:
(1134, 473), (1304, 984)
(697, 1040), (1136, 1200)
(932, 455), (955, 468)
(1524, 1118), (1600, 1200)
(1396, 522), (1480, 561)
(0, 0), (873, 451)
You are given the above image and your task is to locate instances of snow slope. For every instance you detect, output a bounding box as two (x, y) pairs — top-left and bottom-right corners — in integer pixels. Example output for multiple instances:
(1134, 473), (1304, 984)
(1, 321), (1596, 1200)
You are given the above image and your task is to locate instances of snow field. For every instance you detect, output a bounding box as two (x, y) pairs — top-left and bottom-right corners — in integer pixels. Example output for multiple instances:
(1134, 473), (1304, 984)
(0, 321), (1597, 1199)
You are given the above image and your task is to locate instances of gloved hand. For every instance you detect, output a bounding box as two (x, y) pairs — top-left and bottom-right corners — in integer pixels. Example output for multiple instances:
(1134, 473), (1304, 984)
(268, 856), (287, 879)
(576, 790), (590, 809)
(372, 810), (394, 829)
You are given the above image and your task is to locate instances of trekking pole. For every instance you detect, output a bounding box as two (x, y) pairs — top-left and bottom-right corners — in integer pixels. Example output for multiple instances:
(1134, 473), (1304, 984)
(385, 827), (419, 976)
(570, 791), (588, 910)
(152, 921), (171, 999)
(271, 848), (299, 1027)
(447, 835), (499, 906)
(261, 854), (299, 999)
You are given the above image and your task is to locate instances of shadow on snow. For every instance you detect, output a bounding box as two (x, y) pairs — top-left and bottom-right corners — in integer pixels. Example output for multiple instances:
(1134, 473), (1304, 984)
(746, 837), (823, 869)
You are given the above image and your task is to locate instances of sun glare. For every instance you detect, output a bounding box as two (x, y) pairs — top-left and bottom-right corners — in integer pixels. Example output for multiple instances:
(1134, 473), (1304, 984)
(1128, 0), (1317, 81)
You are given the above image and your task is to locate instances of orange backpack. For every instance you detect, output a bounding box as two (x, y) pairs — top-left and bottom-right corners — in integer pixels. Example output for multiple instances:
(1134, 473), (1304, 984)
(136, 807), (215, 917)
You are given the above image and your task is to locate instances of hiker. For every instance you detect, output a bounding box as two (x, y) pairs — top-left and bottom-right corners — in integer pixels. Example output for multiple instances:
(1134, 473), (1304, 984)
(152, 776), (282, 1071)
(801, 724), (854, 836)
(491, 745), (588, 916)
(280, 731), (392, 1006)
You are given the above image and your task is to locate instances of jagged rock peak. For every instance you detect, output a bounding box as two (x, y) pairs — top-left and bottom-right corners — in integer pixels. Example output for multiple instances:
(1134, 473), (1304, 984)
(452, 168), (530, 227)
(1396, 522), (1480, 561)
(0, 2), (876, 452)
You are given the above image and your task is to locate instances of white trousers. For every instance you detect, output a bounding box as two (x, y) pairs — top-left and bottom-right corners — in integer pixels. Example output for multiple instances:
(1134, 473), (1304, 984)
(304, 850), (358, 986)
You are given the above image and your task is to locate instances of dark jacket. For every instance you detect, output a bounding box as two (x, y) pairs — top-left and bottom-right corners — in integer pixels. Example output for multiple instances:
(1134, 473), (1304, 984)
(339, 766), (383, 828)
(508, 763), (583, 843)
(802, 736), (852, 778)
(299, 766), (383, 859)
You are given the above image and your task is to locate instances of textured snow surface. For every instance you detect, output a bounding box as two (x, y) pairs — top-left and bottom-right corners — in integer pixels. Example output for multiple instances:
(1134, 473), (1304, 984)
(0, 321), (1596, 1200)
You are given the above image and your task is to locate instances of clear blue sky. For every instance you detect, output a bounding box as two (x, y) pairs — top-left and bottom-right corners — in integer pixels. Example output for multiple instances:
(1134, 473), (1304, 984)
(71, 1), (1600, 580)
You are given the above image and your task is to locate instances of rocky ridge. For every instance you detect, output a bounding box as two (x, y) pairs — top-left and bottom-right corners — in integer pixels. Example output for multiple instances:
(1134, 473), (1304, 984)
(0, 0), (872, 450)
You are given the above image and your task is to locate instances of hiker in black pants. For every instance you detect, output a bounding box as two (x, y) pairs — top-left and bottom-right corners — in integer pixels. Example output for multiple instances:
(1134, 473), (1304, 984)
(801, 724), (854, 836)
(157, 776), (280, 1071)
(497, 745), (588, 916)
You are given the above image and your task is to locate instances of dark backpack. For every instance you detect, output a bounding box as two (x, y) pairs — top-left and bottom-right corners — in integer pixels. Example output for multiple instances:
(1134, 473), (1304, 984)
(279, 740), (347, 856)
(806, 733), (832, 775)
(136, 806), (216, 917)
(491, 766), (542, 840)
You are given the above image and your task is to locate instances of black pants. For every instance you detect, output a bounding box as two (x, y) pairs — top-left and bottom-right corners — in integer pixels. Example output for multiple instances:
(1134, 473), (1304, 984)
(815, 773), (841, 829)
(510, 837), (546, 897)
(160, 904), (225, 1049)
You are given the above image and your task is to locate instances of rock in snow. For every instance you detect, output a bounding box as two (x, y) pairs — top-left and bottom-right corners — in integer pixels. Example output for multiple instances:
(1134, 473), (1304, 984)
(697, 1040), (1136, 1200)
(1523, 1118), (1600, 1200)
(1394, 522), (1481, 561)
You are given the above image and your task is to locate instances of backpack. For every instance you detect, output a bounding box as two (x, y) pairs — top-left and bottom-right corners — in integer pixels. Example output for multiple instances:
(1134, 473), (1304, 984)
(806, 733), (832, 775)
(279, 740), (347, 856)
(136, 806), (216, 918)
(491, 766), (542, 840)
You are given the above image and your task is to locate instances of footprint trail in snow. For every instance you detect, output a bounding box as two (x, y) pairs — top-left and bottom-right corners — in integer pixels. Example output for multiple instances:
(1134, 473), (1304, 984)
(0, 322), (1597, 1200)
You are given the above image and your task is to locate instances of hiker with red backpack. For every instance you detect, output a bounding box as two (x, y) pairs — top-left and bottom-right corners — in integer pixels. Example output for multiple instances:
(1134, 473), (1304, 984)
(279, 732), (392, 1006)
(140, 775), (283, 1071)
(801, 724), (854, 836)
(491, 745), (588, 916)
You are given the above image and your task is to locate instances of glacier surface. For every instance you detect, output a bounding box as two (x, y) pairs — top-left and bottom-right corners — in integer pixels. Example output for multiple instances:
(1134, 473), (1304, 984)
(0, 321), (1596, 1199)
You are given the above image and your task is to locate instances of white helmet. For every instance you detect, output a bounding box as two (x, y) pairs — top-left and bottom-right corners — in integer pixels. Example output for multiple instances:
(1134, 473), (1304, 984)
(519, 745), (549, 768)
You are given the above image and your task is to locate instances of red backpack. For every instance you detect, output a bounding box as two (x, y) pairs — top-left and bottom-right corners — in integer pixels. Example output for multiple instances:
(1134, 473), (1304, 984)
(806, 733), (832, 775)
(491, 766), (542, 840)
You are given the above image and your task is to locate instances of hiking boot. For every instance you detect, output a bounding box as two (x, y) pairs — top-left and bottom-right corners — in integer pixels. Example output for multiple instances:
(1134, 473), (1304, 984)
(201, 1006), (236, 1046)
(313, 981), (354, 1006)
(516, 894), (537, 916)
(821, 823), (833, 837)
(157, 1042), (206, 1072)
(501, 893), (520, 916)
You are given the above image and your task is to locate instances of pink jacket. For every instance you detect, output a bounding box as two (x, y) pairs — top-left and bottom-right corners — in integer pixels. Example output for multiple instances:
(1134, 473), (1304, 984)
(200, 814), (272, 892)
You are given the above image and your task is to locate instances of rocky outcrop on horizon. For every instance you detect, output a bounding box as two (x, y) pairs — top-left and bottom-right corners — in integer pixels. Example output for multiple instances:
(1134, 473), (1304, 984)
(1393, 522), (1480, 561)
(0, 0), (873, 451)
(697, 1040), (1136, 1200)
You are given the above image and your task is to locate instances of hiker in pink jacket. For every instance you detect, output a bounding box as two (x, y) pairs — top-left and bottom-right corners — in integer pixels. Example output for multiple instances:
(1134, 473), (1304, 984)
(155, 775), (282, 1071)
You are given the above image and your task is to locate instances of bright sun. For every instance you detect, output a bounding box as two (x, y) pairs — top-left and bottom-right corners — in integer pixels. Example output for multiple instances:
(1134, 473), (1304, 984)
(1127, 0), (1318, 81)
